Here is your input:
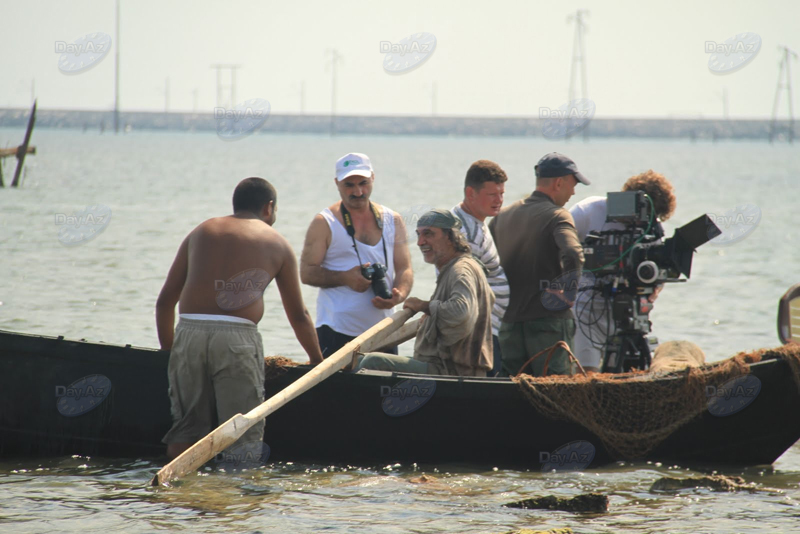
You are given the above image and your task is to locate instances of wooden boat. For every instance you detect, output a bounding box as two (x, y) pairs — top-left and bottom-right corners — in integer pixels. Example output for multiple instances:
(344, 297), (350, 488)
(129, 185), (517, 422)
(2, 328), (799, 469)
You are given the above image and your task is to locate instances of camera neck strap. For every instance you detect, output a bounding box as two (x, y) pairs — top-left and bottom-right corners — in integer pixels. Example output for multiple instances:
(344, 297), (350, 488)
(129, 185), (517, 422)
(339, 201), (388, 267)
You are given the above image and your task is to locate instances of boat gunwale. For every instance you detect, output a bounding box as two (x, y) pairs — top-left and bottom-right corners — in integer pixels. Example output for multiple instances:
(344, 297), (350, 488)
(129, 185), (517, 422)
(3, 328), (790, 387)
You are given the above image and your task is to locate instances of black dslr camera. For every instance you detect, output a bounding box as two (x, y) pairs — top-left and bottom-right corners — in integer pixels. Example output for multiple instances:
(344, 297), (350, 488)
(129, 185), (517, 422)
(362, 263), (392, 300)
(582, 191), (722, 373)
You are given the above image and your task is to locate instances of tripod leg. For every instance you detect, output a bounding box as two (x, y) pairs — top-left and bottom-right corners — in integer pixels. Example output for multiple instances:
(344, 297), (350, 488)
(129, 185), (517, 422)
(601, 336), (623, 373)
(637, 335), (652, 370)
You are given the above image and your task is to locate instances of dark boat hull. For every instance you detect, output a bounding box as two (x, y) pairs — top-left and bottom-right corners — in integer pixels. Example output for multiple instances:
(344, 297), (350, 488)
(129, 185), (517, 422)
(2, 330), (799, 468)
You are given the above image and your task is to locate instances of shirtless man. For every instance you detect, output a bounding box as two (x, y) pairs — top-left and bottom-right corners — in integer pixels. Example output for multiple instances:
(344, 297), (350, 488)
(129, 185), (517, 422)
(300, 153), (413, 357)
(156, 177), (323, 459)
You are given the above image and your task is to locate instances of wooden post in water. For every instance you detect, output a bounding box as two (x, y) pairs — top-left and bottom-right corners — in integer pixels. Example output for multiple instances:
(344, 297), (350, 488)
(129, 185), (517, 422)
(0, 101), (37, 188)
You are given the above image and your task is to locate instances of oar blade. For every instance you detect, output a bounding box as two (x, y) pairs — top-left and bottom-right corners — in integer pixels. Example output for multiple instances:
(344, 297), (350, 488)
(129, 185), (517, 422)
(151, 414), (249, 486)
(151, 308), (415, 486)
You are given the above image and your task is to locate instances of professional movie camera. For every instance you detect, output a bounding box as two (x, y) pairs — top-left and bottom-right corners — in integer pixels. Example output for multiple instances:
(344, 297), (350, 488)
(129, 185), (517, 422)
(581, 191), (722, 373)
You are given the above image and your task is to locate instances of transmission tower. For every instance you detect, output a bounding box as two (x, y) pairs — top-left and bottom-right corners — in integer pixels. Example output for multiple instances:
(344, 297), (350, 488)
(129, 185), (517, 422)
(770, 46), (797, 144)
(210, 64), (242, 110)
(718, 87), (729, 119)
(567, 9), (589, 140)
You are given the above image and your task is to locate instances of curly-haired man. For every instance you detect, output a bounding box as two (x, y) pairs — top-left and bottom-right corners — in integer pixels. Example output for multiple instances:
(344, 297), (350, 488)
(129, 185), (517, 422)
(569, 170), (677, 372)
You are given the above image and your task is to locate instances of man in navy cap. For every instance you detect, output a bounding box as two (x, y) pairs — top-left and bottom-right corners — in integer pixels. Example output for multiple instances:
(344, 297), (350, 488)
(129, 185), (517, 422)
(489, 153), (590, 376)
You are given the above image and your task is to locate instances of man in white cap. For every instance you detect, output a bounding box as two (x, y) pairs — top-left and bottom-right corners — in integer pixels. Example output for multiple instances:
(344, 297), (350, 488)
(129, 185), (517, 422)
(300, 153), (413, 357)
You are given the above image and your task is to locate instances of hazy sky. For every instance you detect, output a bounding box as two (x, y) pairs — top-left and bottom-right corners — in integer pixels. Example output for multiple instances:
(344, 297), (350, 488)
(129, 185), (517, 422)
(2, 0), (798, 118)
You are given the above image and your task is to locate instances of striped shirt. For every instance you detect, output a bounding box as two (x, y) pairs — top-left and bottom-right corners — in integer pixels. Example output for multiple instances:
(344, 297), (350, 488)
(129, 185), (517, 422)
(451, 204), (510, 336)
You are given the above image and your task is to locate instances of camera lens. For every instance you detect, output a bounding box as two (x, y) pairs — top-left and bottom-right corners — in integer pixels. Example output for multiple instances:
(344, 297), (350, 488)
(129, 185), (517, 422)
(370, 264), (392, 300)
(637, 261), (659, 284)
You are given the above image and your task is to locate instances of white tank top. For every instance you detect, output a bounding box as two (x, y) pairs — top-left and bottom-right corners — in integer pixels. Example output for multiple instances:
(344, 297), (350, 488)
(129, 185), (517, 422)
(316, 204), (397, 336)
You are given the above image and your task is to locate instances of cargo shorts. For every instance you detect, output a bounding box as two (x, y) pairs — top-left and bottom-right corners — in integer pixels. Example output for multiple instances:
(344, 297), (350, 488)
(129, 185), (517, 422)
(162, 318), (265, 447)
(499, 316), (576, 377)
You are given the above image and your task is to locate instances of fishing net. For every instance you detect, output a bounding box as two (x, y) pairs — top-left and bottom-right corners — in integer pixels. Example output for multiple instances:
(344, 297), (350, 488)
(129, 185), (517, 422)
(512, 344), (800, 459)
(264, 356), (299, 380)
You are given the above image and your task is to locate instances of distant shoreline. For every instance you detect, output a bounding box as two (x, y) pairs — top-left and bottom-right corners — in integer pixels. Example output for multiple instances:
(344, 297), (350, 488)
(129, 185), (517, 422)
(0, 107), (795, 141)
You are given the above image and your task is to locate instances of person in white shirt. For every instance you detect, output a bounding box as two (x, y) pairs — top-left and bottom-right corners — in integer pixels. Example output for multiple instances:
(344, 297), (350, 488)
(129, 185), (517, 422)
(569, 170), (676, 372)
(300, 153), (413, 358)
(451, 160), (510, 376)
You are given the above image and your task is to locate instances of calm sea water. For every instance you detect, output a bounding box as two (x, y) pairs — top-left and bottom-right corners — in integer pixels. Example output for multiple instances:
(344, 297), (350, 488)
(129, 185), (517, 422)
(1, 128), (798, 532)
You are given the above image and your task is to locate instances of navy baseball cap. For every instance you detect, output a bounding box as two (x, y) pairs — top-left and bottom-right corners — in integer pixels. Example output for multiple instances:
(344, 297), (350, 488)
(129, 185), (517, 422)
(535, 152), (590, 185)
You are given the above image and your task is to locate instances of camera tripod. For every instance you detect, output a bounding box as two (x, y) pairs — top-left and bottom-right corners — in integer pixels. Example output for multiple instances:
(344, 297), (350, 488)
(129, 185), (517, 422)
(599, 290), (654, 373)
(600, 330), (652, 373)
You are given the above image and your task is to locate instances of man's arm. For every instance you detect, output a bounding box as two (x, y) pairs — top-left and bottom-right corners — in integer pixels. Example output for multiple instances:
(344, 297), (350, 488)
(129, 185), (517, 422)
(554, 213), (585, 275)
(477, 229), (509, 322)
(648, 284), (664, 303)
(155, 235), (190, 350)
(276, 240), (324, 365)
(299, 213), (370, 292)
(372, 213), (413, 309)
(403, 297), (430, 314)
(427, 273), (479, 347)
(550, 214), (585, 308)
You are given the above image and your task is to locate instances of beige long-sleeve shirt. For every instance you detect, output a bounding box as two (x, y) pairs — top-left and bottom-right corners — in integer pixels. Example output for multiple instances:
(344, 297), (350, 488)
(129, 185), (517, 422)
(414, 254), (494, 376)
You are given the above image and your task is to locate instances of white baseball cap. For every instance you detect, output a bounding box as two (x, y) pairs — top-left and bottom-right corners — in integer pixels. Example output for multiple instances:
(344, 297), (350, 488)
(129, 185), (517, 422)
(335, 153), (373, 182)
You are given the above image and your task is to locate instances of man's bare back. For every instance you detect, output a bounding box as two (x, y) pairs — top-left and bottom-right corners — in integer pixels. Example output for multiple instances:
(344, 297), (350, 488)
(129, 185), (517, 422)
(179, 215), (288, 324)
(156, 177), (323, 459)
(156, 178), (322, 363)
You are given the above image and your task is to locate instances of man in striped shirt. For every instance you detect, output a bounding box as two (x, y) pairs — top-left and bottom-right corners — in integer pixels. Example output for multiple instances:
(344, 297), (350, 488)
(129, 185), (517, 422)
(451, 160), (510, 376)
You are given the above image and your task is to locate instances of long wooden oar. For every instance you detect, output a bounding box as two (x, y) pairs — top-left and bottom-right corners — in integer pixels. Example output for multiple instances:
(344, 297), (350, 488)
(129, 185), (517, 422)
(150, 307), (415, 487)
(363, 317), (420, 352)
